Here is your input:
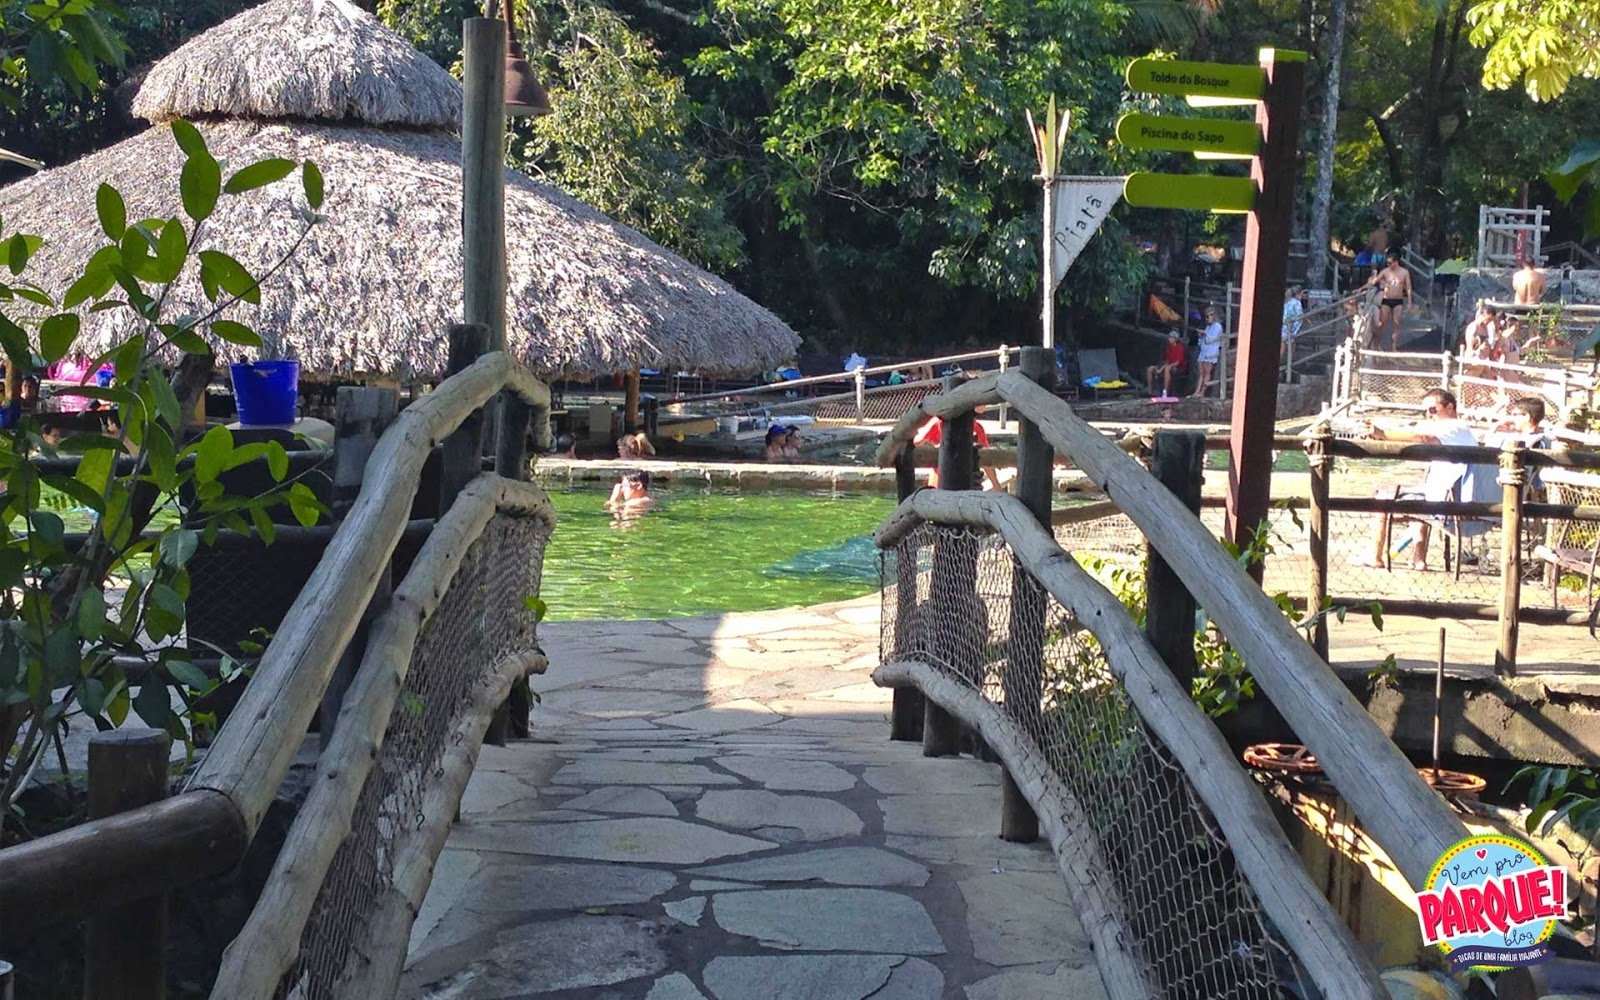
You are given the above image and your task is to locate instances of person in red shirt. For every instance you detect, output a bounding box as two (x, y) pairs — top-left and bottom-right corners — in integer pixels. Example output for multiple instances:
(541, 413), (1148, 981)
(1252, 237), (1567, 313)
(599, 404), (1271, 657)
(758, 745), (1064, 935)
(913, 412), (1002, 490)
(1145, 330), (1187, 400)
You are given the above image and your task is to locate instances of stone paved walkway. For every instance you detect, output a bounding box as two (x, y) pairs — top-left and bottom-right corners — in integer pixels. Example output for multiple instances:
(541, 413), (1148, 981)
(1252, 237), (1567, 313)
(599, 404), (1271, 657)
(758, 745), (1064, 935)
(399, 598), (1107, 999)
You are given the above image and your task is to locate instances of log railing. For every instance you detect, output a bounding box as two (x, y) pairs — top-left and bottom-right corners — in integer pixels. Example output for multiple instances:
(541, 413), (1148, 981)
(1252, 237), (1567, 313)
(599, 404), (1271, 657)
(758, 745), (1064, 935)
(873, 352), (1468, 998)
(0, 339), (551, 996)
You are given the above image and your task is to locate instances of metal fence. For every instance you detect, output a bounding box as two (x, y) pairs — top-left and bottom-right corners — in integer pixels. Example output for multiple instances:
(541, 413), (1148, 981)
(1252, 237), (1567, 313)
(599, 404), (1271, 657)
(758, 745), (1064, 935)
(881, 523), (1307, 999)
(1334, 344), (1598, 418)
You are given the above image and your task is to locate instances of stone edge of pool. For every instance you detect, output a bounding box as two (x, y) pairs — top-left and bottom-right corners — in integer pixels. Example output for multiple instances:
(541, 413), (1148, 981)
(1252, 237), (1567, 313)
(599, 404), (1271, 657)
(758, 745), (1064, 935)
(533, 458), (1092, 493)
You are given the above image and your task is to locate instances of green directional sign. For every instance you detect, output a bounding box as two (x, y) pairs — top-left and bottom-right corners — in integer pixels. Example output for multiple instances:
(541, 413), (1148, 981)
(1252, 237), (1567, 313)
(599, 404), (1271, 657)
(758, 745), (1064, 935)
(1115, 113), (1261, 157)
(1125, 58), (1266, 101)
(1123, 173), (1256, 213)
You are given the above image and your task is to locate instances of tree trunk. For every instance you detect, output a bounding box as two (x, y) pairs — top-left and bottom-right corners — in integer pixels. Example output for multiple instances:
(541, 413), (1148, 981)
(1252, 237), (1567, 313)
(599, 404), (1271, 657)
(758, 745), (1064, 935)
(1307, 0), (1347, 289)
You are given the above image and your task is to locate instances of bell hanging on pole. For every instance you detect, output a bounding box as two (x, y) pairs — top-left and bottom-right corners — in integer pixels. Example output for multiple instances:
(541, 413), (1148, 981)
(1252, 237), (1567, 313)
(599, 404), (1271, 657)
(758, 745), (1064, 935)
(501, 1), (552, 117)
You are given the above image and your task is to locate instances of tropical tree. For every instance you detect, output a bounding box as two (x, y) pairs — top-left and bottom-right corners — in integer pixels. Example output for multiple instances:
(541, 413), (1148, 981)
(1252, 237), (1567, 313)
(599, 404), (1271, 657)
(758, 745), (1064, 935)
(1468, 0), (1600, 103)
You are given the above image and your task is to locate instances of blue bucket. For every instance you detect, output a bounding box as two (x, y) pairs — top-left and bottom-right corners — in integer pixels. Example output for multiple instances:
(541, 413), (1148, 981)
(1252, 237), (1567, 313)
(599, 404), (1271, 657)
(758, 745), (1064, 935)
(230, 360), (300, 426)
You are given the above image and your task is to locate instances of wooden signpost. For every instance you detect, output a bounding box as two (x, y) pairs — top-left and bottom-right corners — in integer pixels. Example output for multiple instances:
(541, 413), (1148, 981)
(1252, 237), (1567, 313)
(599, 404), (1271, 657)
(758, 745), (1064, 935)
(1118, 48), (1306, 570)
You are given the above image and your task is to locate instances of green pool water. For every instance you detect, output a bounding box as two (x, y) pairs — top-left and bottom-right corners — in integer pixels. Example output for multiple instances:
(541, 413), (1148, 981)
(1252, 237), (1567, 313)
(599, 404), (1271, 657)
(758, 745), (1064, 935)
(538, 486), (897, 621)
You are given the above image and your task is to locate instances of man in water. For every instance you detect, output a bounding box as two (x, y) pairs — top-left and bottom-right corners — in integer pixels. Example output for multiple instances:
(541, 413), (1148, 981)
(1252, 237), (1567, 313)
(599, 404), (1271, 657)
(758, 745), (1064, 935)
(1513, 252), (1546, 305)
(1366, 249), (1412, 350)
(604, 469), (655, 516)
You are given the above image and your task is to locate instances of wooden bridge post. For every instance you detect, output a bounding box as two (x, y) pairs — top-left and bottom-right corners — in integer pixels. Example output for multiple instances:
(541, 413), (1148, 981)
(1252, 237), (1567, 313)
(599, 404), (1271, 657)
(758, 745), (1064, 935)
(890, 443), (925, 742)
(322, 386), (399, 749)
(489, 391), (536, 741)
(1306, 424), (1333, 659)
(1146, 431), (1203, 688)
(441, 325), (490, 510)
(84, 730), (172, 1000)
(1496, 440), (1526, 677)
(924, 375), (971, 757)
(1000, 347), (1054, 842)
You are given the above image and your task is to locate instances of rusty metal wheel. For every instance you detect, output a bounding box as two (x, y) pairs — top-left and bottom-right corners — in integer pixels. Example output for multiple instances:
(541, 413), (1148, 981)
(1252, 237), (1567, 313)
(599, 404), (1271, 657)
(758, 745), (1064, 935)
(1417, 768), (1488, 796)
(1242, 743), (1323, 774)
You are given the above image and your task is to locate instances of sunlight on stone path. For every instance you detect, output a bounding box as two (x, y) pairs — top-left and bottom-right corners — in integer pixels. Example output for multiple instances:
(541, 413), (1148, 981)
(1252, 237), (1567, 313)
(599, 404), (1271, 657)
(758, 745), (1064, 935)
(399, 598), (1108, 1000)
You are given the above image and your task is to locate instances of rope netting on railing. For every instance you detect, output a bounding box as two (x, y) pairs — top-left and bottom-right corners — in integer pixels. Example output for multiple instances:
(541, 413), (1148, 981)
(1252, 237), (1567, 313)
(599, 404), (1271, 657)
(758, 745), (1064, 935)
(880, 523), (1305, 1000)
(270, 508), (548, 999)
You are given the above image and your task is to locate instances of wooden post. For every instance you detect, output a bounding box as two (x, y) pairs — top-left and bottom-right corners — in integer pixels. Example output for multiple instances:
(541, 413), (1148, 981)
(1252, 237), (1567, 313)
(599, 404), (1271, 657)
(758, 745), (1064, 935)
(924, 375), (970, 758)
(1225, 48), (1307, 574)
(1001, 347), (1054, 843)
(322, 387), (399, 748)
(1145, 431), (1203, 687)
(1497, 440), (1526, 676)
(624, 367), (641, 434)
(996, 345), (1010, 430)
(84, 729), (172, 1000)
(1306, 423), (1333, 659)
(441, 325), (489, 513)
(890, 442), (925, 742)
(854, 368), (867, 424)
(462, 19), (507, 353)
(489, 392), (536, 741)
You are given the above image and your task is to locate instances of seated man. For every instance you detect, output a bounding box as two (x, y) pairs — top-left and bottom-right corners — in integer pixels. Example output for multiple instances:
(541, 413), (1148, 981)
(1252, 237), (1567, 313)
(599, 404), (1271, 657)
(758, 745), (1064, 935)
(1145, 330), (1186, 400)
(1361, 388), (1479, 569)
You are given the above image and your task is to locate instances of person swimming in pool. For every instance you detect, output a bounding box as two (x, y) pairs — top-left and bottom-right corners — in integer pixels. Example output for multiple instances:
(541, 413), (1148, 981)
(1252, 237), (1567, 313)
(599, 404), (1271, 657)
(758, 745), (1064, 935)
(763, 425), (789, 462)
(604, 469), (655, 516)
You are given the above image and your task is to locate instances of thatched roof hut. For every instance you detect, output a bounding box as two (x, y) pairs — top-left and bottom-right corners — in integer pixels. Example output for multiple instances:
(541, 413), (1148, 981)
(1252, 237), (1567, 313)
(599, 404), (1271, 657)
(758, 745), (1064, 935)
(0, 0), (798, 378)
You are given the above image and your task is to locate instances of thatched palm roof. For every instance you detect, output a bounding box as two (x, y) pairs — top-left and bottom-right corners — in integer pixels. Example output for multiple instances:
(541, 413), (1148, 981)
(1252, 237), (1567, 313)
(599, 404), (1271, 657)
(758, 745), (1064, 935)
(0, 0), (798, 378)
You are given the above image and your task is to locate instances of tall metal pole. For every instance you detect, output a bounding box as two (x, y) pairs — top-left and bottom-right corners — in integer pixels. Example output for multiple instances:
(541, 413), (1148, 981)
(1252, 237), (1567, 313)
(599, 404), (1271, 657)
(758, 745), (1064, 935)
(1041, 175), (1057, 350)
(462, 18), (507, 353)
(1225, 49), (1306, 572)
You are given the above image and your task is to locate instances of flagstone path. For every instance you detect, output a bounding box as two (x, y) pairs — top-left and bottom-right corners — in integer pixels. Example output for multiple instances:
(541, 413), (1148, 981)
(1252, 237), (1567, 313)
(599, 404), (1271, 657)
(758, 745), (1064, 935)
(399, 597), (1107, 1000)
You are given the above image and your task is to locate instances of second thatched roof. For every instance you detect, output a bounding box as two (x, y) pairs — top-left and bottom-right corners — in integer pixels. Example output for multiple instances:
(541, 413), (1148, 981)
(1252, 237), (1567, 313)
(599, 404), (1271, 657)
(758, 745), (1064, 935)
(0, 0), (799, 378)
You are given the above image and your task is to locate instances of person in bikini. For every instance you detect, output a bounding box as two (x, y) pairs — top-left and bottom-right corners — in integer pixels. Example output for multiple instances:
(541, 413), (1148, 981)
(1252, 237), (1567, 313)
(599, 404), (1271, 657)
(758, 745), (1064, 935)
(1365, 249), (1412, 350)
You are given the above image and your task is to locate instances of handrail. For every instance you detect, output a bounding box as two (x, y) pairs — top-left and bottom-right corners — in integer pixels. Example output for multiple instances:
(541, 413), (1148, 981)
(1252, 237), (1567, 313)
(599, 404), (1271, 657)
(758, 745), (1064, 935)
(874, 370), (1467, 886)
(188, 352), (548, 833)
(0, 351), (550, 924)
(213, 474), (554, 995)
(875, 490), (1387, 998)
(673, 346), (1020, 403)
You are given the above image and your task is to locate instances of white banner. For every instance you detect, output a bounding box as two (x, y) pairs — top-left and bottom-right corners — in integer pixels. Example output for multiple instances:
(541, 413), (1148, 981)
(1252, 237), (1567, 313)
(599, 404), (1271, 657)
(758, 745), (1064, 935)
(1050, 176), (1124, 291)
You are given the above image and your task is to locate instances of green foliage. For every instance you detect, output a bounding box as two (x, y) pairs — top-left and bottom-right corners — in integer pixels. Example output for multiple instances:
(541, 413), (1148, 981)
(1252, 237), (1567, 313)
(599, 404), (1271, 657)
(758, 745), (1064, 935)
(0, 122), (327, 831)
(515, 0), (745, 271)
(0, 0), (127, 99)
(1468, 0), (1600, 103)
(1509, 765), (1600, 844)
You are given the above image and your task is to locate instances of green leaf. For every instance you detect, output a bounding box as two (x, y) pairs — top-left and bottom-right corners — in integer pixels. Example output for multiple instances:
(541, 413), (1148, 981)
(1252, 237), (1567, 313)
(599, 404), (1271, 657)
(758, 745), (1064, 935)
(1548, 139), (1600, 204)
(39, 312), (79, 363)
(159, 528), (198, 568)
(265, 440), (288, 482)
(170, 119), (206, 158)
(62, 266), (115, 309)
(249, 504), (277, 545)
(146, 425), (177, 489)
(166, 659), (210, 691)
(302, 161), (324, 209)
(224, 158), (297, 194)
(288, 481), (323, 527)
(153, 220), (188, 283)
(166, 326), (210, 355)
(198, 250), (260, 304)
(133, 675), (170, 727)
(96, 183), (126, 239)
(77, 587), (106, 642)
(211, 319), (262, 348)
(5, 232), (34, 276)
(75, 445), (115, 495)
(147, 374), (181, 431)
(523, 594), (548, 621)
(180, 150), (221, 223)
(0, 548), (23, 589)
(107, 682), (129, 726)
(44, 629), (79, 686)
(0, 315), (29, 368)
(195, 425), (232, 484)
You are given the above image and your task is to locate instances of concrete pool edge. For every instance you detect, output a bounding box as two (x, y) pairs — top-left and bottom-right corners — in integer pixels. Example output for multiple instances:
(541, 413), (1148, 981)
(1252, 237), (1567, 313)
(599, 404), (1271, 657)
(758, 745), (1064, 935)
(532, 457), (1094, 493)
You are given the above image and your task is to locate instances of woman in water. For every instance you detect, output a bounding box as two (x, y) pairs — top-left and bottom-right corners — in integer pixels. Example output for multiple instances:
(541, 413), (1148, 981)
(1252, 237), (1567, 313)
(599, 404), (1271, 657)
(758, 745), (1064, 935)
(762, 425), (788, 462)
(782, 426), (803, 460)
(617, 432), (655, 460)
(604, 470), (655, 516)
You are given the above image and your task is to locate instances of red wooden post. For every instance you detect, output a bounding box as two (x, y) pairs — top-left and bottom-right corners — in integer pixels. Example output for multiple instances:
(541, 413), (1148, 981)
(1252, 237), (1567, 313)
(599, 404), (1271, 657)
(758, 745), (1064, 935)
(1225, 48), (1307, 575)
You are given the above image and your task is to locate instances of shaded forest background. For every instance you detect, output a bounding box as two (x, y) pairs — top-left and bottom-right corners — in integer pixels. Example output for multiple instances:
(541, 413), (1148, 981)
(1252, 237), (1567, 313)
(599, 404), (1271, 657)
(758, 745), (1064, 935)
(3, 0), (1597, 358)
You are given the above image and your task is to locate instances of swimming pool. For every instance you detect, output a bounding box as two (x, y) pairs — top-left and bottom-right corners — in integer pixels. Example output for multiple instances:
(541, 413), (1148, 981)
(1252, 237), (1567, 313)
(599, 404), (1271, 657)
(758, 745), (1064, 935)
(538, 485), (896, 621)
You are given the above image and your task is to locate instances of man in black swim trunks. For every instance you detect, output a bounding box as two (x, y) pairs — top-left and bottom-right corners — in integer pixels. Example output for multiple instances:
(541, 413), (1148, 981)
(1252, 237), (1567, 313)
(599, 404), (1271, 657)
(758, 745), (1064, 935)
(1366, 248), (1412, 350)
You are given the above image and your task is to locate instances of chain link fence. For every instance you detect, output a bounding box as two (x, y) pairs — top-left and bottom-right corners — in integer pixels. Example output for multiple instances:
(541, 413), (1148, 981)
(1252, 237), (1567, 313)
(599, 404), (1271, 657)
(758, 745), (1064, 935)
(272, 508), (547, 999)
(880, 523), (1304, 999)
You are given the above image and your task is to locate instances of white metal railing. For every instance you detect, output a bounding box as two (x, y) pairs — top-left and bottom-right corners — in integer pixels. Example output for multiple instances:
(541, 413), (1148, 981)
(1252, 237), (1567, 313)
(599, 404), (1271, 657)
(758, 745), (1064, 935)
(1478, 205), (1550, 268)
(1332, 342), (1598, 417)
